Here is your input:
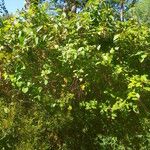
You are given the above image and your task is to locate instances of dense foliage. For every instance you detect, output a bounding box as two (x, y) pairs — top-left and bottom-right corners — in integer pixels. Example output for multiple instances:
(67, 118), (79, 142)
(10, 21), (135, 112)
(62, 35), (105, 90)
(0, 1), (150, 149)
(134, 0), (150, 25)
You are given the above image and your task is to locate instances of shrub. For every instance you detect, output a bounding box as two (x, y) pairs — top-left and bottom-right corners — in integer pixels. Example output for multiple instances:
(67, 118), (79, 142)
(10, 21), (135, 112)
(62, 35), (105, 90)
(0, 1), (150, 149)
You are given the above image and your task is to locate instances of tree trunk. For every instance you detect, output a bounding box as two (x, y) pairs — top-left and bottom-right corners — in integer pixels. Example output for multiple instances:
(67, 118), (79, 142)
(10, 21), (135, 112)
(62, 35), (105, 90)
(120, 0), (125, 21)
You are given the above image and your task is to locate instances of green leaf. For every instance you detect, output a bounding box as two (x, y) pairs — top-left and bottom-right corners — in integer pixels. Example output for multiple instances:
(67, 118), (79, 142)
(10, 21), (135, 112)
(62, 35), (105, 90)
(4, 107), (10, 113)
(37, 26), (43, 32)
(22, 87), (29, 93)
(144, 87), (150, 91)
(44, 80), (48, 85)
(35, 37), (39, 45)
(113, 34), (119, 41)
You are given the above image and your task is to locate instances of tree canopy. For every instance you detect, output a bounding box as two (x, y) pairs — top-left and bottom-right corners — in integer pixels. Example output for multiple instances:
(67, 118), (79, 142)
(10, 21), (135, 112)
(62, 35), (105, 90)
(0, 0), (150, 149)
(134, 0), (150, 25)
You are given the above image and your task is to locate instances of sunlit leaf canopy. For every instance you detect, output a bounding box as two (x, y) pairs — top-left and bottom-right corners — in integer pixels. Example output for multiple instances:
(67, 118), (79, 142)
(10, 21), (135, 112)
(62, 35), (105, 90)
(0, 0), (150, 149)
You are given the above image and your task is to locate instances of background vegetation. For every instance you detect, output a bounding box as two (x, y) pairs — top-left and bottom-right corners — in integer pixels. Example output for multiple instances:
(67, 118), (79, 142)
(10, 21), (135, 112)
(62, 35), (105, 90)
(0, 0), (150, 149)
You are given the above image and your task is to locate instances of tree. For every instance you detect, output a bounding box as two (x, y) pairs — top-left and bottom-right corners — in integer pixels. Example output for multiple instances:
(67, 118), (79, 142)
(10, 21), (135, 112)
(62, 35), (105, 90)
(134, 0), (150, 25)
(0, 0), (150, 149)
(24, 0), (46, 9)
(108, 0), (138, 21)
(0, 0), (8, 15)
(25, 0), (89, 13)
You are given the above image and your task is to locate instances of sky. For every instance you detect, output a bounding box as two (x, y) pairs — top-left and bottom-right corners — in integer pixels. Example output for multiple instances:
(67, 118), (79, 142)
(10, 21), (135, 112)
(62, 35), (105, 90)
(5, 0), (24, 13)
